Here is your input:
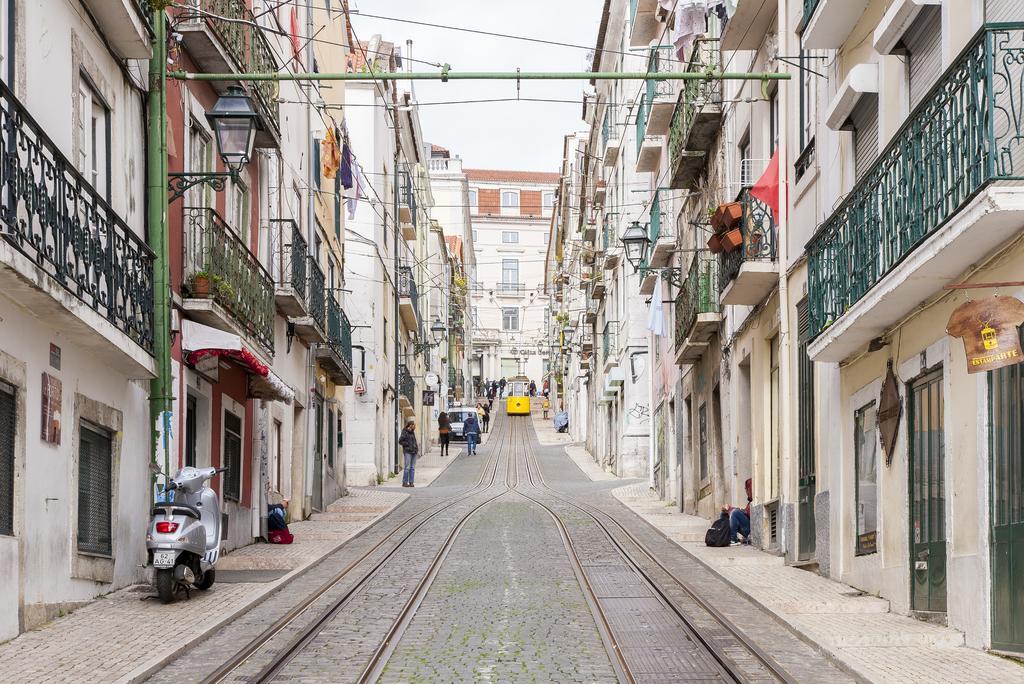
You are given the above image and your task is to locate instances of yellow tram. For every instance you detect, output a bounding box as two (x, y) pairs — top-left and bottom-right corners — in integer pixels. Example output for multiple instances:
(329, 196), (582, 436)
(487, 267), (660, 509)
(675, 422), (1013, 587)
(505, 376), (532, 415)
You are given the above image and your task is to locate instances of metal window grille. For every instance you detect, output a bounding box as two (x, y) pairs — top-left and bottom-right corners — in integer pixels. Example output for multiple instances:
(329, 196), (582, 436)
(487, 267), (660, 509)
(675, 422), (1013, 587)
(223, 411), (242, 502)
(0, 382), (14, 536)
(77, 423), (112, 556)
(797, 298), (816, 485)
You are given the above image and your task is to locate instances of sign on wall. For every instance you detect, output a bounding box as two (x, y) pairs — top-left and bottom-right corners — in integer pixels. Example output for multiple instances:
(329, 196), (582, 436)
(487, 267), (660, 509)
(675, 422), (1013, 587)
(947, 295), (1024, 374)
(422, 390), (435, 406)
(40, 373), (61, 444)
(877, 362), (901, 468)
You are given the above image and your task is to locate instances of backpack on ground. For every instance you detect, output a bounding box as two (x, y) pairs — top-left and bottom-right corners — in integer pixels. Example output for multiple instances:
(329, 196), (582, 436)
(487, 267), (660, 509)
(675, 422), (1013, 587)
(705, 516), (731, 547)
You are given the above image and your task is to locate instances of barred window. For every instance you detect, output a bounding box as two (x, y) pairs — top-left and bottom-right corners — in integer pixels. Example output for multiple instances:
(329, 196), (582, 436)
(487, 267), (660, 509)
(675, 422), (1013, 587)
(0, 381), (14, 536)
(223, 411), (242, 502)
(78, 422), (112, 555)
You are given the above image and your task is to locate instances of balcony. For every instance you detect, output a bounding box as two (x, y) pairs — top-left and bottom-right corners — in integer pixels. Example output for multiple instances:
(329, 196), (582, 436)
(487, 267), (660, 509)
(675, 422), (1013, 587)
(635, 95), (665, 174)
(640, 191), (675, 294)
(645, 47), (677, 136)
(292, 257), (326, 344)
(269, 219), (307, 317)
(182, 207), (275, 356)
(721, 0), (778, 51)
(589, 277), (606, 301)
(399, 171), (417, 240)
(316, 295), (353, 386)
(176, 0), (280, 147)
(674, 253), (721, 366)
(398, 363), (415, 417)
(668, 39), (722, 190)
(602, 215), (621, 269)
(602, 322), (618, 372)
(602, 107), (622, 167)
(807, 24), (1024, 361)
(496, 281), (527, 297)
(629, 0), (661, 47)
(398, 266), (420, 332)
(718, 189), (778, 306)
(81, 0), (152, 58)
(0, 82), (155, 378)
(800, 0), (868, 49)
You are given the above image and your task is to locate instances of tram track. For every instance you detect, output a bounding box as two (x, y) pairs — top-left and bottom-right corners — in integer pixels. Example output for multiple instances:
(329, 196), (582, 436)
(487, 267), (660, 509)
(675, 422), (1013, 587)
(510, 415), (797, 684)
(200, 420), (513, 684)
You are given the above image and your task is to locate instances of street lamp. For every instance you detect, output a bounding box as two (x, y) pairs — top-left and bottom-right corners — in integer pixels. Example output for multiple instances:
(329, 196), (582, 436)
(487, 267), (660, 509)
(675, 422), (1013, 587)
(168, 86), (260, 201)
(429, 316), (447, 344)
(562, 322), (577, 344)
(620, 220), (651, 272)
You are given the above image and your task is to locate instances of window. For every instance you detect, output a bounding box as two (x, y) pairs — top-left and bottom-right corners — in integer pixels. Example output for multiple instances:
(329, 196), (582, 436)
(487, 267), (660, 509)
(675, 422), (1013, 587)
(78, 77), (110, 200)
(501, 190), (519, 208)
(739, 134), (751, 186)
(468, 189), (478, 212)
(228, 178), (249, 233)
(854, 402), (878, 555)
(189, 121), (213, 208)
(78, 422), (112, 556)
(769, 88), (779, 155)
(185, 395), (197, 468)
(223, 411), (242, 502)
(542, 192), (555, 209)
(798, 50), (817, 152)
(501, 231), (519, 244)
(0, 381), (14, 537)
(905, 7), (942, 110)
(768, 334), (780, 500)
(271, 419), (282, 491)
(851, 95), (880, 181)
(502, 307), (519, 330)
(327, 407), (335, 468)
(698, 402), (708, 481)
(472, 229), (479, 242)
(543, 232), (549, 245)
(501, 258), (519, 286)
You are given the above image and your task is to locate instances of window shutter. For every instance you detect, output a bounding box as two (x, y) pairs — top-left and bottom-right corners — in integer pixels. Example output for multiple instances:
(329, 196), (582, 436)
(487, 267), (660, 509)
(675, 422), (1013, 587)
(224, 412), (242, 502)
(851, 94), (879, 182)
(0, 383), (14, 536)
(905, 7), (942, 110)
(797, 298), (816, 482)
(77, 424), (112, 556)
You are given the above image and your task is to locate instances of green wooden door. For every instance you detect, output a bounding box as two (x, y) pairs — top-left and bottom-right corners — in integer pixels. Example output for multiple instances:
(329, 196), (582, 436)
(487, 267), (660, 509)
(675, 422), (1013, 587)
(797, 299), (816, 560)
(990, 331), (1024, 653)
(909, 368), (946, 613)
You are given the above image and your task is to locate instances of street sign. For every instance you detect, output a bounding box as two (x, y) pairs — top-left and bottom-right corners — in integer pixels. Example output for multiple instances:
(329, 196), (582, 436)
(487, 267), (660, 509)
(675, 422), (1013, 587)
(354, 372), (366, 395)
(422, 390), (435, 406)
(425, 371), (439, 387)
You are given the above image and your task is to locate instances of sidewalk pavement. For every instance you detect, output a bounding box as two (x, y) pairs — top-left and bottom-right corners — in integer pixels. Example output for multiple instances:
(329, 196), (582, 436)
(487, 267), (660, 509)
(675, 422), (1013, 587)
(608, 480), (1024, 683)
(379, 443), (460, 490)
(0, 487), (407, 683)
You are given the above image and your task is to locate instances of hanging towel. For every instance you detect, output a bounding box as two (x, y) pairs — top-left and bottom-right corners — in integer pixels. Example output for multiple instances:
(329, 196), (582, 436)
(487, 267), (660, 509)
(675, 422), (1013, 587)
(646, 273), (668, 337)
(339, 142), (354, 190)
(673, 1), (707, 60)
(347, 161), (365, 220)
(320, 128), (341, 179)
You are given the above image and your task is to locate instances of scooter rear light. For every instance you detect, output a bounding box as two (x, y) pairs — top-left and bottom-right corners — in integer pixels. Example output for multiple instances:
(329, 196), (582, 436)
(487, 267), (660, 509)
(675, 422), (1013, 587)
(155, 521), (179, 534)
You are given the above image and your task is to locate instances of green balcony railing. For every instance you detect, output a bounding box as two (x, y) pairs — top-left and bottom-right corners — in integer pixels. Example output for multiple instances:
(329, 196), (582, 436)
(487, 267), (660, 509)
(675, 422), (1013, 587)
(807, 24), (1024, 339)
(398, 363), (415, 401)
(668, 38), (722, 173)
(183, 206), (274, 353)
(674, 252), (720, 349)
(719, 189), (777, 293)
(0, 80), (155, 353)
(325, 295), (353, 378)
(635, 93), (649, 157)
(637, 46), (674, 157)
(639, 190), (669, 270)
(186, 0), (280, 133)
(602, 321), (618, 365)
(799, 0), (821, 32)
(306, 257), (326, 333)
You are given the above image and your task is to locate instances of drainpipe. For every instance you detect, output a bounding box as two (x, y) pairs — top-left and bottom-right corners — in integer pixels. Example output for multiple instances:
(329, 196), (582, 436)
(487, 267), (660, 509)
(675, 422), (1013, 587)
(147, 6), (172, 487)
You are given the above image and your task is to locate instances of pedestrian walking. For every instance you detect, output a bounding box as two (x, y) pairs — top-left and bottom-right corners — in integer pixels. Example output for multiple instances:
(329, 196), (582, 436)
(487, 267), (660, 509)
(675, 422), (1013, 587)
(529, 380), (536, 397)
(437, 410), (450, 457)
(463, 410), (480, 456)
(498, 377), (506, 397)
(482, 403), (490, 433)
(398, 420), (419, 487)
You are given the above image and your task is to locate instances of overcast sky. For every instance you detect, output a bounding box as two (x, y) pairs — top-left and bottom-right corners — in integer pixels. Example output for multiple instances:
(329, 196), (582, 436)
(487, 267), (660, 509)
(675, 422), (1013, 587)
(349, 0), (604, 172)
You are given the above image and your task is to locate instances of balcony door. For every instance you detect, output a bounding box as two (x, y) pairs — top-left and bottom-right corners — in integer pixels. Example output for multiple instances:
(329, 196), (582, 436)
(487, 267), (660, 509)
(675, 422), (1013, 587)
(501, 258), (519, 293)
(909, 368), (946, 614)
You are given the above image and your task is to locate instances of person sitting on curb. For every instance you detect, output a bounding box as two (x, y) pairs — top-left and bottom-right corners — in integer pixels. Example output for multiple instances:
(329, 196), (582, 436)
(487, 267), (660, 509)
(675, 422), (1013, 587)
(398, 420), (419, 488)
(721, 478), (753, 545)
(463, 410), (480, 456)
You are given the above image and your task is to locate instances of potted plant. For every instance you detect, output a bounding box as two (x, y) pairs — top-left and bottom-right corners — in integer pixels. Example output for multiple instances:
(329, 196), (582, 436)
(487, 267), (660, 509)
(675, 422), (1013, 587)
(707, 233), (723, 254)
(721, 227), (744, 252)
(711, 202), (743, 233)
(190, 270), (213, 297)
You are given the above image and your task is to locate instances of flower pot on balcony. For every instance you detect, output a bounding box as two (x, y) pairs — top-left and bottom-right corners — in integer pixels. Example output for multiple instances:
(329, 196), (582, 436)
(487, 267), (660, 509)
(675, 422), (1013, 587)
(721, 228), (743, 253)
(190, 274), (212, 297)
(711, 202), (743, 233)
(707, 233), (723, 254)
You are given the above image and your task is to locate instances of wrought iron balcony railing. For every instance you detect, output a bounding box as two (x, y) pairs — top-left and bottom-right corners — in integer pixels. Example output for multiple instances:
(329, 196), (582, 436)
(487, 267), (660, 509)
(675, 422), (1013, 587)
(306, 256), (326, 332)
(270, 218), (306, 295)
(719, 189), (777, 293)
(325, 294), (353, 377)
(0, 81), (155, 353)
(183, 206), (275, 353)
(799, 0), (821, 32)
(398, 265), (421, 325)
(497, 281), (526, 295)
(398, 363), (415, 401)
(674, 252), (720, 349)
(668, 38), (722, 180)
(183, 0), (280, 133)
(448, 365), (457, 387)
(602, 321), (618, 365)
(636, 46), (674, 155)
(807, 24), (1024, 339)
(639, 190), (672, 269)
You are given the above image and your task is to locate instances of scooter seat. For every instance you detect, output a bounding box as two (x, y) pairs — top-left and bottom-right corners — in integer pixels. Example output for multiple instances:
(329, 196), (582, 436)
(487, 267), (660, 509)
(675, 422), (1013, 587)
(151, 503), (201, 519)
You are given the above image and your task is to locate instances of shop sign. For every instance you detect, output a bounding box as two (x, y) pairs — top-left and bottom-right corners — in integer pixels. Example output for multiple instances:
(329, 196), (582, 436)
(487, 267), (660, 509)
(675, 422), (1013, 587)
(946, 295), (1024, 374)
(422, 389), (435, 406)
(878, 361), (901, 468)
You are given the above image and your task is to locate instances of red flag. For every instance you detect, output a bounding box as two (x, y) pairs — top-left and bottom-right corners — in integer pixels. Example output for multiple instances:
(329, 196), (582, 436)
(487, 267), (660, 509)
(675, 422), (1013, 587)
(290, 8), (302, 65)
(750, 149), (780, 224)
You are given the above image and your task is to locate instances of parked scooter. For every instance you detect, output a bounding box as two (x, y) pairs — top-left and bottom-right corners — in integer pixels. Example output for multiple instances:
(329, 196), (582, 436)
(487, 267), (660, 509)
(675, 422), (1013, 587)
(147, 466), (225, 603)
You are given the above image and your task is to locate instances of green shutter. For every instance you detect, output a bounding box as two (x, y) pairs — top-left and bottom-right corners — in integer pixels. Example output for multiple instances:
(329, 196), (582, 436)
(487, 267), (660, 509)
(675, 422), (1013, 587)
(797, 298), (815, 484)
(77, 424), (112, 555)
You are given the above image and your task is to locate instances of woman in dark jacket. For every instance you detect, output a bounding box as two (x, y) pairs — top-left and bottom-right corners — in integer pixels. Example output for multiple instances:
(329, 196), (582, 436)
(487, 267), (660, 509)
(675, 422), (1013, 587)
(437, 411), (450, 457)
(398, 420), (419, 487)
(481, 404), (490, 433)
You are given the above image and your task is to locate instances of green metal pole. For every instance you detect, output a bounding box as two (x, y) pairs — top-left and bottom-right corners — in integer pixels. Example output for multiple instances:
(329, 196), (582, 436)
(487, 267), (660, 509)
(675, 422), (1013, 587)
(169, 70), (790, 82)
(147, 5), (172, 487)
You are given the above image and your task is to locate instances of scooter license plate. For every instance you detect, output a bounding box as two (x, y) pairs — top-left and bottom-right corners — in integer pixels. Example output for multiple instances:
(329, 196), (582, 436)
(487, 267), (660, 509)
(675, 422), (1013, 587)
(153, 551), (176, 568)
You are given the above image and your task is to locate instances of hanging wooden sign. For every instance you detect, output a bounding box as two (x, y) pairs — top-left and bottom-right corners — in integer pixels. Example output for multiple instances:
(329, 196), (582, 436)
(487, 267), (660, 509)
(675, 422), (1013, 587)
(877, 361), (901, 467)
(946, 295), (1024, 374)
